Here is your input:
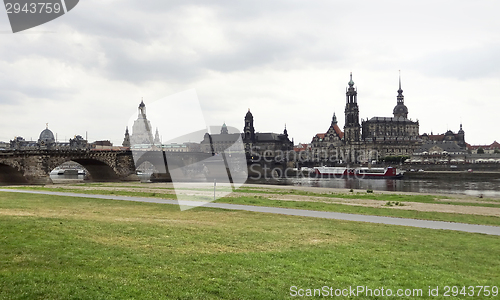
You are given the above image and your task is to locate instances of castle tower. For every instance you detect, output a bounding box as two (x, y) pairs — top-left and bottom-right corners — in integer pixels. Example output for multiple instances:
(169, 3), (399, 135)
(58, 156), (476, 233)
(344, 73), (360, 144)
(393, 71), (409, 119)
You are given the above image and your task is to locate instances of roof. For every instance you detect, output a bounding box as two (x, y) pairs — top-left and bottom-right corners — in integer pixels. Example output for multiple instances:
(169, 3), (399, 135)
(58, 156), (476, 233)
(332, 124), (344, 139)
(256, 132), (284, 141)
(294, 143), (310, 152)
(365, 116), (416, 123)
(427, 134), (445, 141)
(312, 124), (344, 142)
(414, 141), (465, 153)
(468, 141), (500, 150)
(203, 133), (241, 143)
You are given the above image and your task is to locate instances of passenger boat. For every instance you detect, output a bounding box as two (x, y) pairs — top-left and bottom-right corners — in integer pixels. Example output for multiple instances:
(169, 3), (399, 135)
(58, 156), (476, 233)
(310, 166), (403, 179)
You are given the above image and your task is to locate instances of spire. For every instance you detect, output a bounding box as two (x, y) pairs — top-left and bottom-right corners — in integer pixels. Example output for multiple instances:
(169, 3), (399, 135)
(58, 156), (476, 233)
(348, 72), (354, 87)
(154, 127), (160, 144)
(397, 70), (404, 104)
(122, 126), (131, 147)
(346, 72), (357, 103)
(283, 123), (288, 136)
(332, 112), (337, 125)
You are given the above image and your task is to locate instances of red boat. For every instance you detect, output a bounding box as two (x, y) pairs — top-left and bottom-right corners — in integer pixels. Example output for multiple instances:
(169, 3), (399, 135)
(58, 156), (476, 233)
(310, 166), (403, 179)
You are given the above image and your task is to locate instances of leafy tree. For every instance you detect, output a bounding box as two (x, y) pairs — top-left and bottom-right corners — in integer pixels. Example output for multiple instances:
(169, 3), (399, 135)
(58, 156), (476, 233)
(477, 147), (485, 154)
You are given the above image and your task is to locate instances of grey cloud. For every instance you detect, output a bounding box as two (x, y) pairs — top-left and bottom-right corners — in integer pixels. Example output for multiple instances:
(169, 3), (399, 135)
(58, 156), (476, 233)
(0, 78), (72, 104)
(413, 44), (500, 80)
(1, 1), (348, 85)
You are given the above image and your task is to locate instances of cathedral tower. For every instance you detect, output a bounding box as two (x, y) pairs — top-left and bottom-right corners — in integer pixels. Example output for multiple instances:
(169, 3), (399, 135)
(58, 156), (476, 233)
(344, 73), (360, 144)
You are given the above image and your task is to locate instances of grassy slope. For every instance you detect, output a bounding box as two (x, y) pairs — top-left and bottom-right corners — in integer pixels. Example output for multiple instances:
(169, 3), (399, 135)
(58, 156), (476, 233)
(0, 192), (499, 299)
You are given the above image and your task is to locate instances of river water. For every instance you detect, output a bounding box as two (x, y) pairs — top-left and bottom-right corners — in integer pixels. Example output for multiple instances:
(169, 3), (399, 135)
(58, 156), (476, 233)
(281, 177), (500, 198)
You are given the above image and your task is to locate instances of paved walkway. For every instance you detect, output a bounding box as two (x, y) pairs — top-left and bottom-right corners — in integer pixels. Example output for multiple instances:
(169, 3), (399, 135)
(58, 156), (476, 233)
(2, 189), (499, 236)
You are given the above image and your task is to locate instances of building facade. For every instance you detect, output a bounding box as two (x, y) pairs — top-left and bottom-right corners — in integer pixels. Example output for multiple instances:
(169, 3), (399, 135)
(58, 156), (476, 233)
(9, 125), (88, 150)
(200, 109), (293, 157)
(311, 73), (423, 164)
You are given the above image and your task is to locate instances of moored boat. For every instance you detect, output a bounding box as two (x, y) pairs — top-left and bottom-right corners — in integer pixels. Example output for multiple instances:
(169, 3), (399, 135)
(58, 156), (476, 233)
(310, 166), (403, 179)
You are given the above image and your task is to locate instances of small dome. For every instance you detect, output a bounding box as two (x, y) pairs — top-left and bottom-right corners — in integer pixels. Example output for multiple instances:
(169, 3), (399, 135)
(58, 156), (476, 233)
(393, 103), (408, 117)
(39, 128), (55, 143)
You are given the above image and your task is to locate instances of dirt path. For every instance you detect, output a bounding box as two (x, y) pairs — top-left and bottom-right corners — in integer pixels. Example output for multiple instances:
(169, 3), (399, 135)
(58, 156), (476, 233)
(14, 182), (500, 217)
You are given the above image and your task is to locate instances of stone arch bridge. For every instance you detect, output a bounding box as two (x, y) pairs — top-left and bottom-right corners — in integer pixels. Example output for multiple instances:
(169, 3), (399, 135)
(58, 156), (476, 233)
(0, 149), (218, 185)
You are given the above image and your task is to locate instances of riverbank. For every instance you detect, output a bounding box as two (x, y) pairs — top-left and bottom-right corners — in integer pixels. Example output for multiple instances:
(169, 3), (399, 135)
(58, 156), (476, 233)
(6, 181), (500, 224)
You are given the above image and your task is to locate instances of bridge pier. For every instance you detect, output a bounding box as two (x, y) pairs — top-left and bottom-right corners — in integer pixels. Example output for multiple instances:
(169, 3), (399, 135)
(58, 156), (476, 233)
(24, 174), (53, 185)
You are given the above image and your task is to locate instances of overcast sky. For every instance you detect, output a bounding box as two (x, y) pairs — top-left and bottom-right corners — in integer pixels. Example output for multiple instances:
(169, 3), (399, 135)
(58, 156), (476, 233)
(1, 0), (499, 146)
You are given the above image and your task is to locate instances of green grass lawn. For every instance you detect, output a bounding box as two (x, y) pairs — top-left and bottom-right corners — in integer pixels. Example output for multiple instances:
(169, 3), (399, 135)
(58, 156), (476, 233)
(0, 191), (499, 299)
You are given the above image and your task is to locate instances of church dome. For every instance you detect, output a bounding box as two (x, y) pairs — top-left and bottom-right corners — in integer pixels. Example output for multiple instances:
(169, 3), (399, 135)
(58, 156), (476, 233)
(393, 103), (408, 118)
(39, 128), (55, 143)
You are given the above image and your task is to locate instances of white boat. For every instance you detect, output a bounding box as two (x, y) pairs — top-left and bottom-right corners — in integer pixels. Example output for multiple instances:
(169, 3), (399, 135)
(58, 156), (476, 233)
(310, 166), (403, 179)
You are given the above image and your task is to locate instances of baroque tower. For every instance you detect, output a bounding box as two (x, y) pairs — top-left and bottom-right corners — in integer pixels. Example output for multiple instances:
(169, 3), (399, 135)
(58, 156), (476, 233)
(243, 109), (256, 153)
(393, 71), (409, 119)
(344, 73), (360, 144)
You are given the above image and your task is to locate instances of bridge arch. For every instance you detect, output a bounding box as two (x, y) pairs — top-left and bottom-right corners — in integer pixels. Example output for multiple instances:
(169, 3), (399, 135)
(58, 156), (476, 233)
(50, 158), (120, 182)
(0, 163), (28, 185)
